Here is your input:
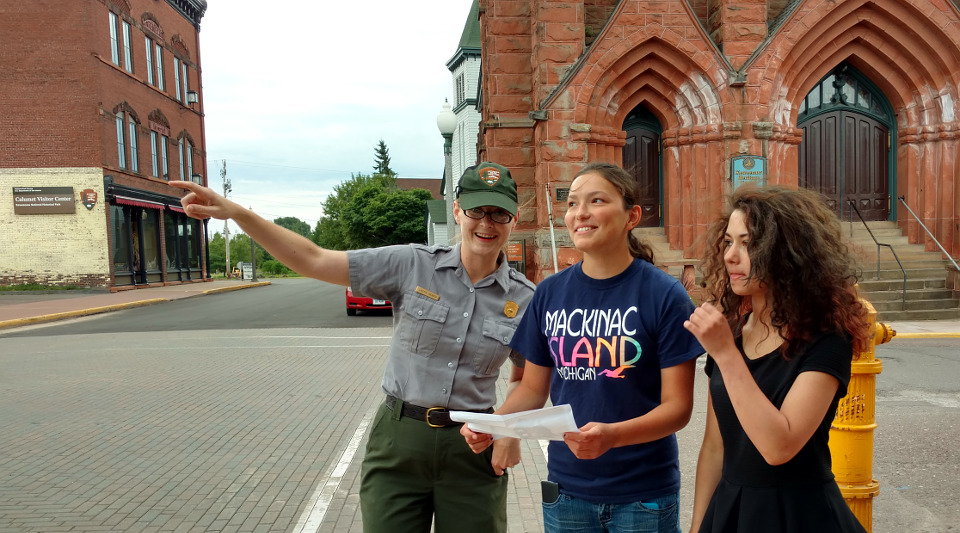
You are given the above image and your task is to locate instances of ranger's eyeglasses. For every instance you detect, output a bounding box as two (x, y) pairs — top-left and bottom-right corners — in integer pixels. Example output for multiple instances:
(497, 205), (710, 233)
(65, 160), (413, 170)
(462, 207), (514, 224)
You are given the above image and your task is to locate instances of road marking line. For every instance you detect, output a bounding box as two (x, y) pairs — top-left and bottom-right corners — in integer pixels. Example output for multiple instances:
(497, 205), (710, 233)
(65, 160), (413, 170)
(894, 332), (960, 339)
(292, 410), (373, 533)
(879, 390), (960, 408)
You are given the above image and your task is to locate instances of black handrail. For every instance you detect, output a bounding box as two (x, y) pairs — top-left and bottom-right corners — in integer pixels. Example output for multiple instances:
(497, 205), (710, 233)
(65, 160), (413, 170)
(897, 196), (960, 273)
(847, 200), (906, 310)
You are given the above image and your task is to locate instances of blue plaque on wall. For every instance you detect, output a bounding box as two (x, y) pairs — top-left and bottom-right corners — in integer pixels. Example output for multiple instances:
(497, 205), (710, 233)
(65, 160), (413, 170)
(731, 156), (767, 189)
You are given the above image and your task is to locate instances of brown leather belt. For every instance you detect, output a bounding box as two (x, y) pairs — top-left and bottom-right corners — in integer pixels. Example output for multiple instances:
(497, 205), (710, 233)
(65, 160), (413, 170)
(385, 395), (490, 428)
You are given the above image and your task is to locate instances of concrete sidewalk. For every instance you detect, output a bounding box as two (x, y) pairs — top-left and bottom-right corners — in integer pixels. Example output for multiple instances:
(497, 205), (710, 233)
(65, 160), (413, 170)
(0, 279), (271, 330)
(1, 279), (958, 337)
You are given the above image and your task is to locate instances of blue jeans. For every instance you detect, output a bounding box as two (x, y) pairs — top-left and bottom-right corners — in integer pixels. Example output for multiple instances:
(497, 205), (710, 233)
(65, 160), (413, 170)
(542, 491), (680, 533)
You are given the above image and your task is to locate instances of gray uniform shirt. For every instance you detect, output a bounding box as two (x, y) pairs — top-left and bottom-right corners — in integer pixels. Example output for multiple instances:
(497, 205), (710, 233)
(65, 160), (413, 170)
(348, 243), (535, 411)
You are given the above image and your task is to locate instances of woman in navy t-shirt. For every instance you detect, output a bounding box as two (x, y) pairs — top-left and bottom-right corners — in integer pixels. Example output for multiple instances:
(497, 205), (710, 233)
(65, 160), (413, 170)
(462, 162), (703, 533)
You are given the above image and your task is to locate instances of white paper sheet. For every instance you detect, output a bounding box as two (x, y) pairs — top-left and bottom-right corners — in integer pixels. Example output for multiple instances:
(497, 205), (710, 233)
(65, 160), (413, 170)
(449, 404), (579, 441)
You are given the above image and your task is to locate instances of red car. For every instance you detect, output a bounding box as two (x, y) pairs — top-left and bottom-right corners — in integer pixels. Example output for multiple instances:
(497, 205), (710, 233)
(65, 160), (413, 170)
(345, 286), (392, 316)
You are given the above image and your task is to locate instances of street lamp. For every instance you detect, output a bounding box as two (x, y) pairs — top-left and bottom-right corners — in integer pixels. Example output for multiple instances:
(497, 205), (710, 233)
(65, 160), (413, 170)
(436, 99), (458, 243)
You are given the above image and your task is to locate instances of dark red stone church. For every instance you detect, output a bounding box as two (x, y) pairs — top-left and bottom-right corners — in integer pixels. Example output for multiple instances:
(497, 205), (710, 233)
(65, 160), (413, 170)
(476, 0), (960, 287)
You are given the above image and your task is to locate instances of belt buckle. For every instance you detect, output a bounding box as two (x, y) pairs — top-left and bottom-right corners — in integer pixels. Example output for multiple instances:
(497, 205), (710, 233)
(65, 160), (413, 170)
(425, 407), (447, 428)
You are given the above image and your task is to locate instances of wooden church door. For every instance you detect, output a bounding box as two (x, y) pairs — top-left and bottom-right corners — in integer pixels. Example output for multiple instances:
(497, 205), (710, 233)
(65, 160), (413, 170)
(798, 64), (893, 220)
(622, 107), (662, 227)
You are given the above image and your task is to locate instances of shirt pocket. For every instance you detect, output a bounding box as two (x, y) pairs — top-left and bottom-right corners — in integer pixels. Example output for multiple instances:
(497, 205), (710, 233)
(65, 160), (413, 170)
(475, 317), (517, 376)
(399, 295), (449, 356)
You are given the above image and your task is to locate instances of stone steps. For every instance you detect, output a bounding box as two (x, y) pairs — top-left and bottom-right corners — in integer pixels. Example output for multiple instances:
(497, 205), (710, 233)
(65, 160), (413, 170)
(846, 222), (959, 321)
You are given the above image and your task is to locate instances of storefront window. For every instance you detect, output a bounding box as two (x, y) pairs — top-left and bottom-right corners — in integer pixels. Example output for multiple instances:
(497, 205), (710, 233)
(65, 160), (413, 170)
(112, 205), (131, 273)
(188, 220), (202, 268)
(164, 212), (181, 271)
(142, 209), (160, 272)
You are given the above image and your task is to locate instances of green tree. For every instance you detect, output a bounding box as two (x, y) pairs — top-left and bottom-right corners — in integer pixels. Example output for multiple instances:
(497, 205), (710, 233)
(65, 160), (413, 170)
(207, 232), (226, 274)
(273, 216), (311, 238)
(373, 139), (395, 177)
(313, 172), (396, 250)
(228, 232), (269, 270)
(341, 185), (431, 247)
(260, 259), (293, 277)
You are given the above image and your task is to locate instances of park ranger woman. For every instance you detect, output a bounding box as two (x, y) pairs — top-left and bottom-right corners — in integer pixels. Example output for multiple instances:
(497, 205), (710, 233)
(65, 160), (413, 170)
(172, 161), (534, 533)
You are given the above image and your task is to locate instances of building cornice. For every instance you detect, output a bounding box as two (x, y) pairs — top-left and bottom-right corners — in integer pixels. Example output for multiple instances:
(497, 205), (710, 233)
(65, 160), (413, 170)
(164, 0), (207, 27)
(446, 47), (480, 72)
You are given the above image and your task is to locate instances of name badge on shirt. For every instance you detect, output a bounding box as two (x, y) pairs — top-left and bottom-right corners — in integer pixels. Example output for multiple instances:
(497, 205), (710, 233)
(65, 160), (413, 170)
(416, 286), (440, 301)
(504, 301), (519, 318)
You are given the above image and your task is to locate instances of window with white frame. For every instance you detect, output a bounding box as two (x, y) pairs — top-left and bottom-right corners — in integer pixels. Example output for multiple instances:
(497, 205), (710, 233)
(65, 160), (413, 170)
(116, 108), (140, 172)
(182, 61), (189, 100)
(116, 114), (126, 169)
(145, 37), (155, 85)
(109, 12), (120, 65)
(121, 20), (132, 73)
(150, 131), (170, 179)
(186, 139), (194, 182)
(178, 137), (185, 178)
(161, 134), (168, 178)
(155, 43), (164, 90)
(173, 57), (182, 101)
(128, 115), (139, 173)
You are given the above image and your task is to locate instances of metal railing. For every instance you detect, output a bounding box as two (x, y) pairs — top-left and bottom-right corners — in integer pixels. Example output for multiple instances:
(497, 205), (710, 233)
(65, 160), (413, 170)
(897, 196), (960, 273)
(847, 199), (906, 310)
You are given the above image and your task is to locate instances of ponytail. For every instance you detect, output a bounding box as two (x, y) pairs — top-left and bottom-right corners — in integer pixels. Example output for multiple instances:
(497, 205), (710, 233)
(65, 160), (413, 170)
(628, 232), (655, 263)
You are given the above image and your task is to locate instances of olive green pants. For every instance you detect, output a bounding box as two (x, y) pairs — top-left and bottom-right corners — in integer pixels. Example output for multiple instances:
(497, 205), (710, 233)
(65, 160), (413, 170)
(359, 401), (507, 533)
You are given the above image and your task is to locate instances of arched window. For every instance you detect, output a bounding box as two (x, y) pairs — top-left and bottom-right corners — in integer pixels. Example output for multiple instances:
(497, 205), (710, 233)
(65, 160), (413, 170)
(148, 111), (171, 179)
(177, 132), (196, 182)
(114, 104), (141, 173)
(798, 64), (891, 124)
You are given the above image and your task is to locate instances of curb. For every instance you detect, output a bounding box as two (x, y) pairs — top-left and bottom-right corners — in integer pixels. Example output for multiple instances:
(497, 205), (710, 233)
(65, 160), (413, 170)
(0, 281), (273, 330)
(203, 281), (272, 295)
(0, 299), (168, 330)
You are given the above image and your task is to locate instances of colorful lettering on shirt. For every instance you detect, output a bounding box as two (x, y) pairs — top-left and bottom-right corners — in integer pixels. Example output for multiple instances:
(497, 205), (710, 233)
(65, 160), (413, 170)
(544, 305), (642, 380)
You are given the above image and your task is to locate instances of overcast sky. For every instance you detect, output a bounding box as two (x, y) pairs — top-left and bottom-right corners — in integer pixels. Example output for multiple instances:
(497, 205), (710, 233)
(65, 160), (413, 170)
(199, 1), (474, 230)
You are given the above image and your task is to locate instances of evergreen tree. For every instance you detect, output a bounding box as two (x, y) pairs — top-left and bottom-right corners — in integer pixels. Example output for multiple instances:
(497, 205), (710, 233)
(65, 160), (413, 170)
(373, 139), (395, 177)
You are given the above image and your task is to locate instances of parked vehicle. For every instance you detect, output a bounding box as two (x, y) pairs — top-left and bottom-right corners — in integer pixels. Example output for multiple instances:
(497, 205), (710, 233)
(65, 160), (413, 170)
(345, 286), (392, 316)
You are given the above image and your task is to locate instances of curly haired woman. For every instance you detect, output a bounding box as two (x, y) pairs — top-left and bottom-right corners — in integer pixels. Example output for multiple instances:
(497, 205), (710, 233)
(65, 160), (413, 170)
(684, 185), (870, 533)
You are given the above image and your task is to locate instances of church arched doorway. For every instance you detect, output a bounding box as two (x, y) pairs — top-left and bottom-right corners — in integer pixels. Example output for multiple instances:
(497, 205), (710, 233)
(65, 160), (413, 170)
(622, 105), (663, 227)
(798, 63), (895, 220)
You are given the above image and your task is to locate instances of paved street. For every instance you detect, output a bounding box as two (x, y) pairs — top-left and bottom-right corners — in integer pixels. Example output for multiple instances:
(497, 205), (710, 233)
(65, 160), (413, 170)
(0, 280), (957, 532)
(0, 325), (550, 533)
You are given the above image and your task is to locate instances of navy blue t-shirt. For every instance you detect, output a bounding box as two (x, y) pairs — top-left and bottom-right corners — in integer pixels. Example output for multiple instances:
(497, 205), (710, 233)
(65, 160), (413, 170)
(510, 258), (703, 504)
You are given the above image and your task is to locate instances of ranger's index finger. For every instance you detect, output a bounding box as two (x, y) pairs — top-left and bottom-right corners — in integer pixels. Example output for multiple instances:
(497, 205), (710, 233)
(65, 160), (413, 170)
(167, 180), (201, 193)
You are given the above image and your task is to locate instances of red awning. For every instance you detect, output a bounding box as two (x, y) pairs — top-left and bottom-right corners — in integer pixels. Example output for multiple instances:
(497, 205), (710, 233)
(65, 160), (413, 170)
(168, 205), (186, 214)
(114, 196), (165, 210)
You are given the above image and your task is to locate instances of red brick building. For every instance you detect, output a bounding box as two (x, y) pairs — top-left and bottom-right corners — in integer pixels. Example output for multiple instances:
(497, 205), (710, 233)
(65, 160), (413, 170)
(0, 0), (208, 288)
(478, 0), (960, 283)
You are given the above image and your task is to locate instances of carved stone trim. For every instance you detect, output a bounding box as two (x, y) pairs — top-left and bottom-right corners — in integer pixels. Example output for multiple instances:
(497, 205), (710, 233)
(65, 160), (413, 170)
(112, 102), (141, 123)
(752, 121), (774, 139)
(111, 0), (132, 14)
(142, 13), (164, 39)
(148, 110), (171, 131)
(171, 34), (190, 59)
(177, 130), (196, 146)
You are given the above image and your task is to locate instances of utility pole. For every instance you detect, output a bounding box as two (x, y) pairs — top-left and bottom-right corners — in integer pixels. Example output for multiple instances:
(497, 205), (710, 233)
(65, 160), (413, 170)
(249, 206), (257, 282)
(222, 161), (232, 276)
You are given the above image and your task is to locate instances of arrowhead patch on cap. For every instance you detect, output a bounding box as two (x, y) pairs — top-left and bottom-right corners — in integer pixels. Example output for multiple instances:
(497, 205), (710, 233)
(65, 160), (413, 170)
(479, 167), (501, 187)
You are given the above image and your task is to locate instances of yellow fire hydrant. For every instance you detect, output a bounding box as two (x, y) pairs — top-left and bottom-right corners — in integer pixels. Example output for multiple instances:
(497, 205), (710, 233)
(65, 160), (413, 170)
(829, 298), (895, 532)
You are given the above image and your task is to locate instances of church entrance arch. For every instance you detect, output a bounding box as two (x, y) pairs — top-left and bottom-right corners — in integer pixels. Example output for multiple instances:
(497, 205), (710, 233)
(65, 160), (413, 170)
(798, 63), (895, 220)
(622, 106), (663, 227)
